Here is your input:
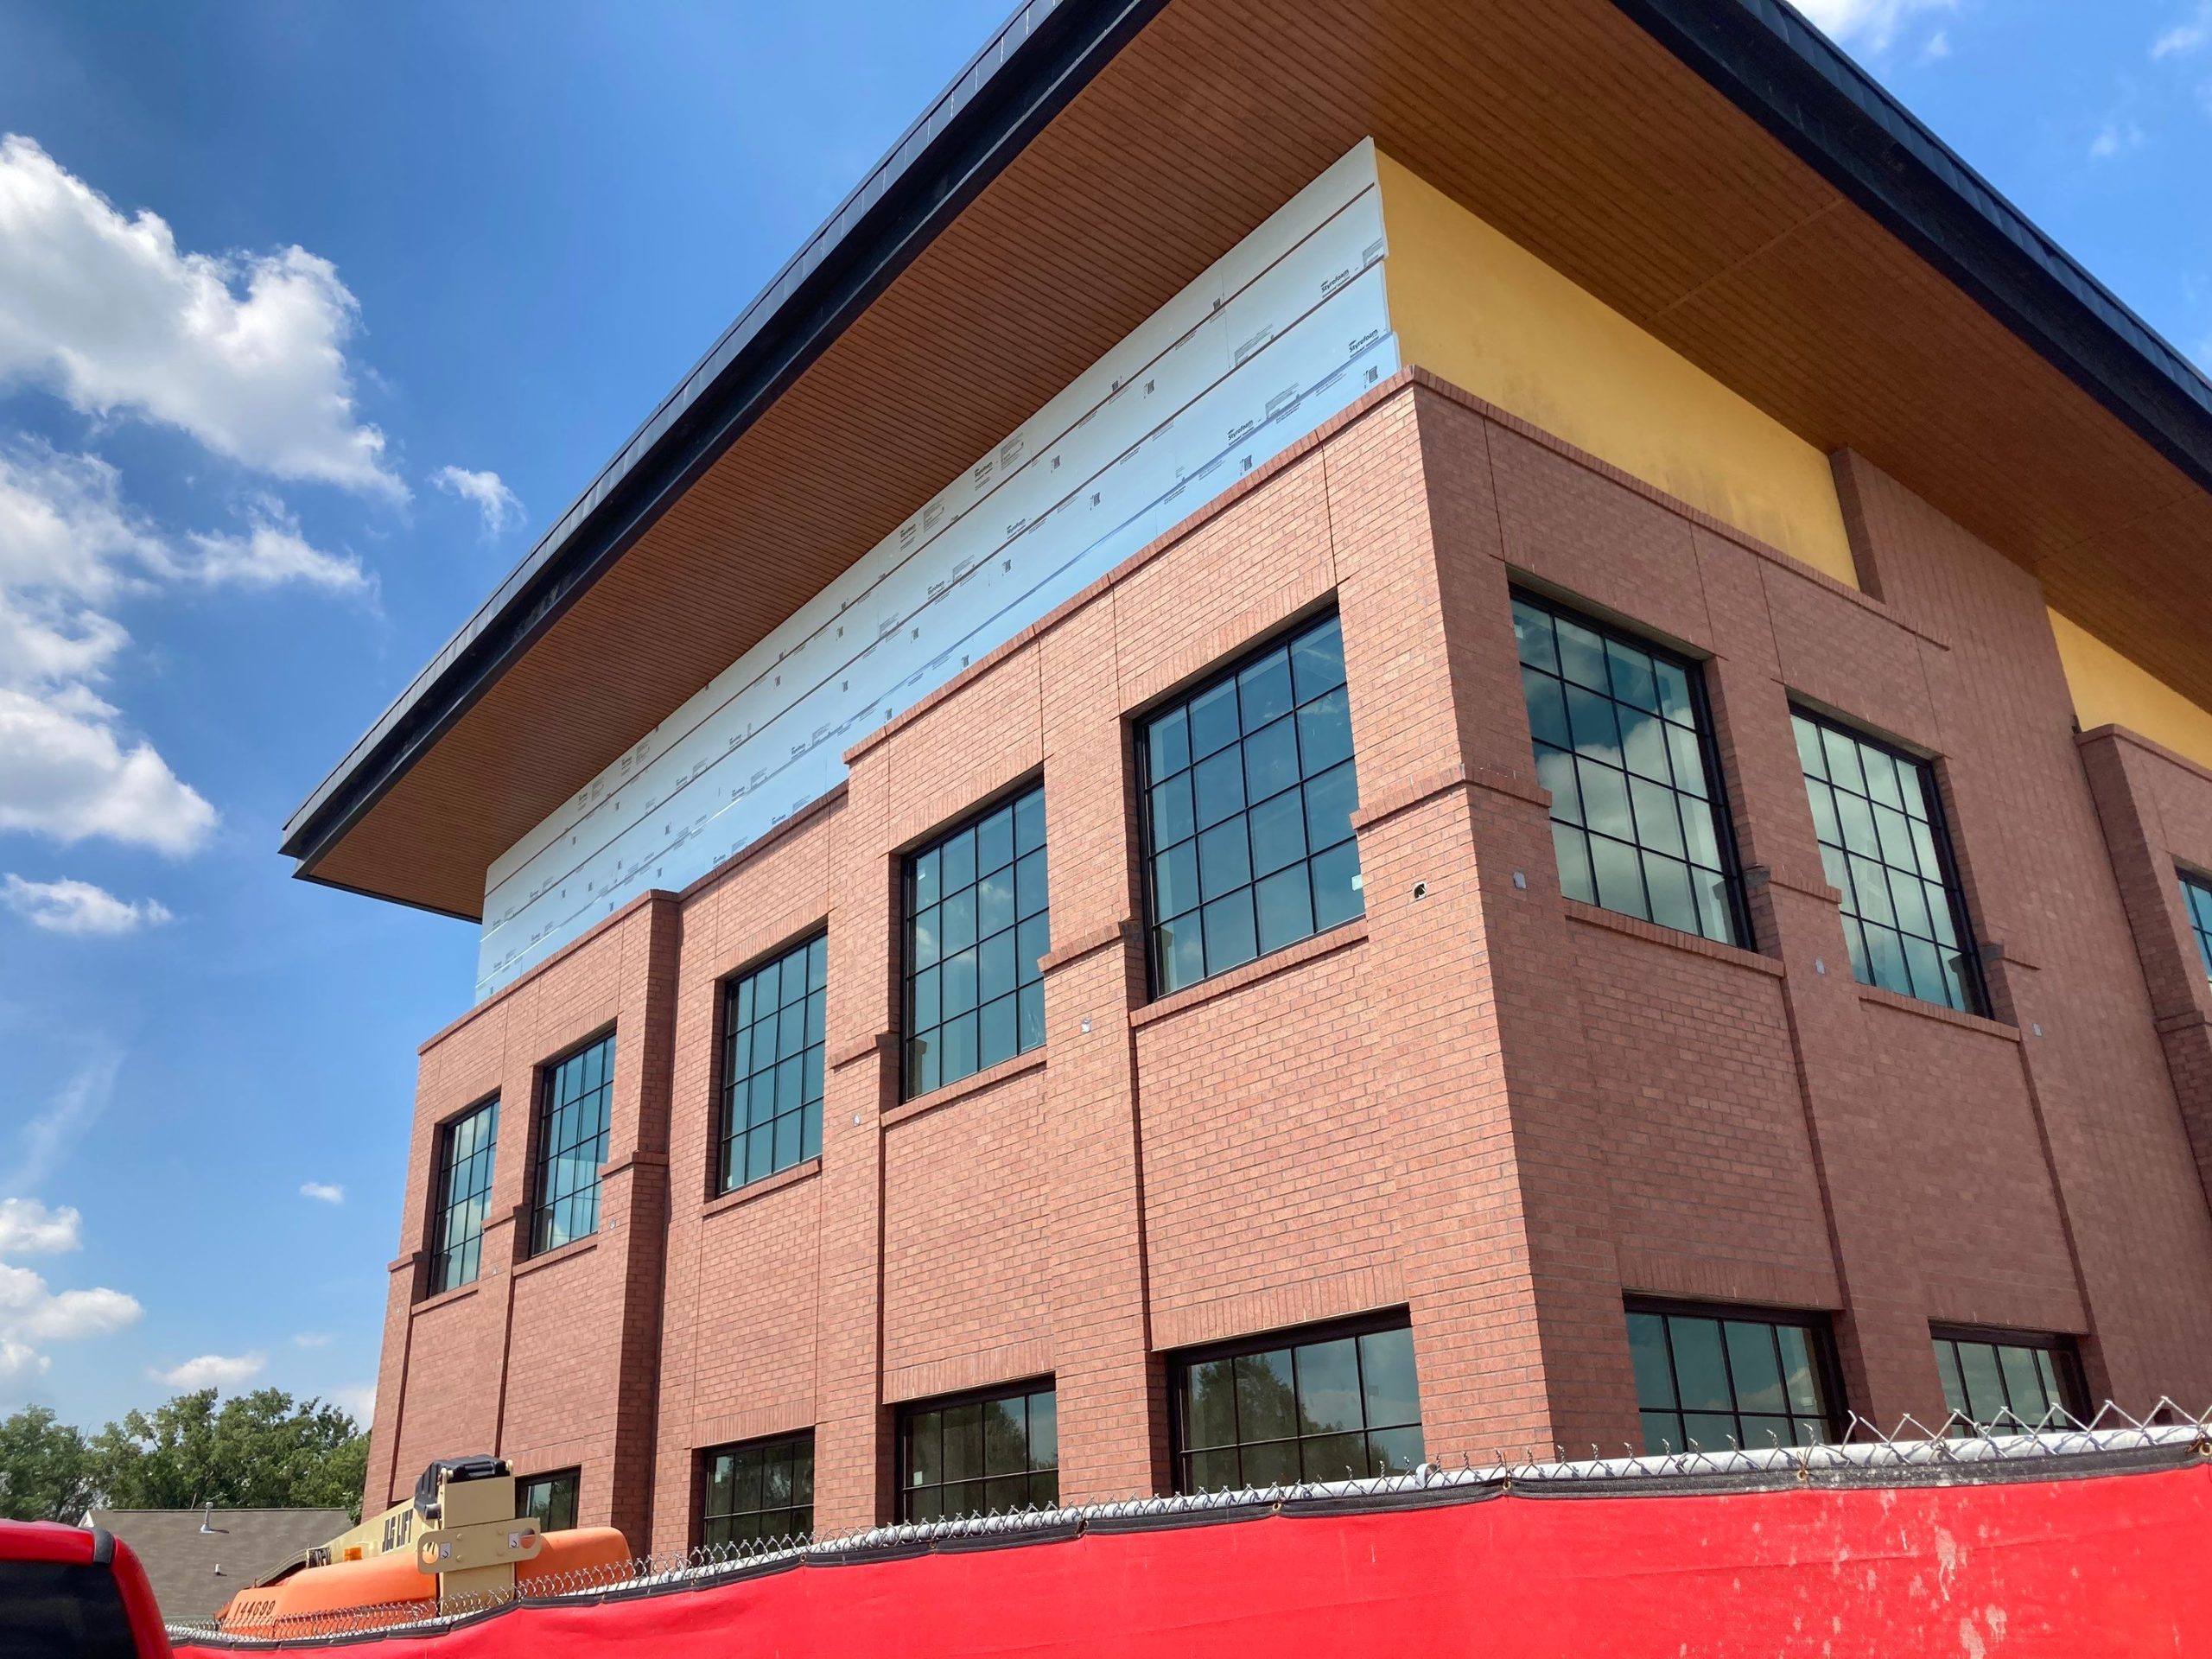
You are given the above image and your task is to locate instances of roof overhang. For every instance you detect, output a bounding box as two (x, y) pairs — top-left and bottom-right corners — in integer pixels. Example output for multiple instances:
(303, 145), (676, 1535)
(283, 0), (2212, 920)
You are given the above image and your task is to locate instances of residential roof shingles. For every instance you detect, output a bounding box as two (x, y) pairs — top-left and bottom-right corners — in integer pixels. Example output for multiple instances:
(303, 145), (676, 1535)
(87, 1507), (350, 1621)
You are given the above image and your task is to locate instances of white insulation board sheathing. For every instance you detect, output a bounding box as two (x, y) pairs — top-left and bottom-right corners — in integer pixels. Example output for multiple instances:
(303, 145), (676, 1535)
(475, 141), (1397, 999)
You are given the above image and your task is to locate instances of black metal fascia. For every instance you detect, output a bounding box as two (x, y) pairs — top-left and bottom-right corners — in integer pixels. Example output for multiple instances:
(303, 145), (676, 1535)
(1612, 0), (2212, 497)
(279, 0), (1166, 875)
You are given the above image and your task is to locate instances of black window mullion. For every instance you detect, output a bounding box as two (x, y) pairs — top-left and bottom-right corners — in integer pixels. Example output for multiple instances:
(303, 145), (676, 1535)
(2179, 870), (2212, 985)
(429, 1096), (499, 1295)
(1660, 1313), (1687, 1454)
(531, 1033), (613, 1255)
(701, 1433), (814, 1549)
(1917, 759), (1984, 1012)
(1169, 1314), (1422, 1494)
(1929, 1326), (2086, 1434)
(1138, 612), (1360, 999)
(1792, 709), (1982, 1014)
(1627, 1301), (1840, 1455)
(903, 783), (1047, 1099)
(718, 934), (827, 1193)
(1688, 664), (1755, 949)
(1512, 590), (1744, 947)
(896, 1381), (1055, 1522)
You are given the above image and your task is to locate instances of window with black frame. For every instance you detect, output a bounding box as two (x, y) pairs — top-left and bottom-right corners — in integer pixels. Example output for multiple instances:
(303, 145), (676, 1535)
(1171, 1317), (1423, 1493)
(1791, 709), (1980, 1013)
(701, 1433), (814, 1548)
(531, 1033), (614, 1255)
(1138, 612), (1361, 996)
(720, 934), (827, 1191)
(1627, 1301), (1839, 1453)
(2181, 870), (2212, 988)
(905, 785), (1048, 1096)
(1931, 1327), (2083, 1435)
(427, 1096), (498, 1295)
(518, 1469), (579, 1534)
(1512, 591), (1744, 945)
(898, 1383), (1058, 1522)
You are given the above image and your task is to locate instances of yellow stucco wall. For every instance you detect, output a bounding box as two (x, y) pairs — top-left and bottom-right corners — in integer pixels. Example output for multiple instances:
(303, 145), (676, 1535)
(1376, 153), (1859, 588)
(2048, 608), (2212, 772)
(1368, 154), (2212, 771)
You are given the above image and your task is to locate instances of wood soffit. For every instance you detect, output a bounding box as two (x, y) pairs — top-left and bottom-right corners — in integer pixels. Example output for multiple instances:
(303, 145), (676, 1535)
(302, 0), (2212, 919)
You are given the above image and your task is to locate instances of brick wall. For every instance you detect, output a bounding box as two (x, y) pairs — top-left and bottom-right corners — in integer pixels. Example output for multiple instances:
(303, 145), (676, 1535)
(369, 372), (2212, 1549)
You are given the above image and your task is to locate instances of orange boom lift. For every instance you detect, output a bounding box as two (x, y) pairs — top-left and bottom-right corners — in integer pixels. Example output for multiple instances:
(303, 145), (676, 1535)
(214, 1457), (627, 1639)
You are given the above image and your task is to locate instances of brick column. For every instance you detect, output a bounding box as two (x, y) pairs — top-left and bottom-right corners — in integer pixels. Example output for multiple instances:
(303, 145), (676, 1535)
(1370, 388), (1640, 1460)
(595, 893), (681, 1552)
(1834, 453), (2212, 1413)
(2078, 728), (2212, 1217)
(1691, 520), (1946, 1432)
(1037, 601), (1162, 1503)
(1235, 385), (1640, 1463)
(811, 793), (901, 1531)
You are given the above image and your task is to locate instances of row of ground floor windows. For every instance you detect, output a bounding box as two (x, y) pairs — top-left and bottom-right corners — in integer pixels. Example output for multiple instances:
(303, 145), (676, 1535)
(610, 1303), (2086, 1549)
(1627, 1303), (2083, 1454)
(502, 1309), (2087, 1545)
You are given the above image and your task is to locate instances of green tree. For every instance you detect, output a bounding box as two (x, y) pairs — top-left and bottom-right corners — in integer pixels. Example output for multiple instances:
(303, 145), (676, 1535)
(88, 1389), (369, 1522)
(0, 1404), (95, 1522)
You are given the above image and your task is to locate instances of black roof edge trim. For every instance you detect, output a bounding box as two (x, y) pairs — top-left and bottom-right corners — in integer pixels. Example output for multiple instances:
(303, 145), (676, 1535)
(1612, 0), (2212, 499)
(280, 0), (1166, 880)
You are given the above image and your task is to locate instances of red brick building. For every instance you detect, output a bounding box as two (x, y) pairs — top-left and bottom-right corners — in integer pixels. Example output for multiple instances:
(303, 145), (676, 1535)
(284, 2), (2212, 1554)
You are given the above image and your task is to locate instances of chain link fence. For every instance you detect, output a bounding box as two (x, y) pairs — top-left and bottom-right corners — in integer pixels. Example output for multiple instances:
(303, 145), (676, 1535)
(169, 1398), (2212, 1648)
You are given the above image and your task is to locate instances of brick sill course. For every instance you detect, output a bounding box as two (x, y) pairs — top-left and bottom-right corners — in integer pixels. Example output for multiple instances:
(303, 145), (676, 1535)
(702, 1157), (821, 1218)
(1129, 919), (1369, 1030)
(409, 1280), (480, 1316)
(1561, 899), (1783, 977)
(1855, 982), (2020, 1041)
(881, 1047), (1049, 1129)
(512, 1234), (600, 1281)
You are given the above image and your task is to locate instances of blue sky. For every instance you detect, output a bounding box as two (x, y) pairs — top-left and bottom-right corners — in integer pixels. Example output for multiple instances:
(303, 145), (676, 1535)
(0, 0), (2206, 1433)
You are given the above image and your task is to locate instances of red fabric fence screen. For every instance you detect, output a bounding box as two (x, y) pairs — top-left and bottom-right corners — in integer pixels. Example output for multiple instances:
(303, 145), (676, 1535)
(177, 1462), (2212, 1657)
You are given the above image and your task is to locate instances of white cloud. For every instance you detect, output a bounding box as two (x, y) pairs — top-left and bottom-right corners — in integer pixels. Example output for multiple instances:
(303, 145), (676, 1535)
(0, 443), (156, 694)
(0, 1198), (80, 1254)
(19, 1283), (139, 1340)
(330, 1382), (376, 1423)
(0, 135), (402, 498)
(0, 146), (390, 868)
(1919, 29), (1950, 61)
(154, 1351), (264, 1390)
(290, 1332), (333, 1349)
(2091, 119), (2146, 159)
(0, 683), (217, 854)
(0, 1257), (141, 1380)
(2154, 3), (2212, 56)
(188, 498), (366, 593)
(1792, 0), (1954, 51)
(5, 1051), (119, 1195)
(432, 467), (524, 539)
(2, 874), (172, 934)
(299, 1181), (345, 1205)
(0, 443), (377, 857)
(0, 442), (164, 604)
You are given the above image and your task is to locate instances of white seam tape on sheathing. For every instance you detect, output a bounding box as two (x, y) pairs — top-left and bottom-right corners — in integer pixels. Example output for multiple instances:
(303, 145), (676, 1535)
(476, 140), (1396, 999)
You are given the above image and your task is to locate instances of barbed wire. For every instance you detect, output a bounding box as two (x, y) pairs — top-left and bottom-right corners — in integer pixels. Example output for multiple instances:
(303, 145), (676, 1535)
(168, 1399), (2211, 1648)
